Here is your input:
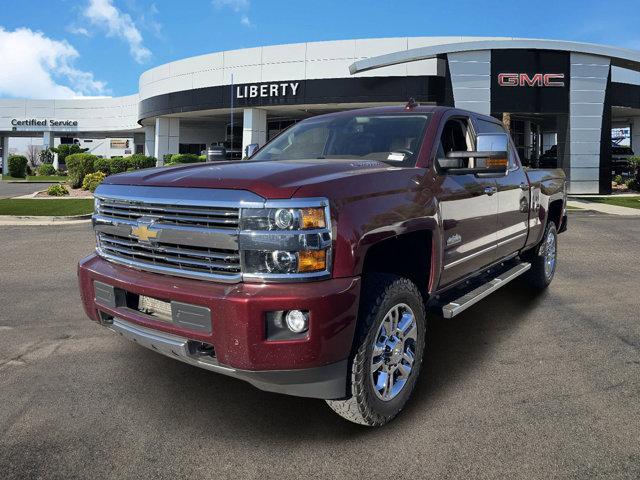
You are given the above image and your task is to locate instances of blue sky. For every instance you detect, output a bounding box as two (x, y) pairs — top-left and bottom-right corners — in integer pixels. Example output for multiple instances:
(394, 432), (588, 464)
(1, 0), (639, 98)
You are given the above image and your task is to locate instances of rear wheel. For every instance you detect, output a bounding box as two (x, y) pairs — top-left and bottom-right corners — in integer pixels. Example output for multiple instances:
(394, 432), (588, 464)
(524, 221), (558, 289)
(326, 274), (426, 426)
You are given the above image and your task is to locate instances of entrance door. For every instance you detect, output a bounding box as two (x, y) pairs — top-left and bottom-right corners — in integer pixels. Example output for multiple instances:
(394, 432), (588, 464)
(436, 115), (499, 287)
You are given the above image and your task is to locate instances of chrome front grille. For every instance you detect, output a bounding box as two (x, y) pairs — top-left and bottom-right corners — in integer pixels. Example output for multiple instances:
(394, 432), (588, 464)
(97, 232), (241, 277)
(92, 184), (265, 282)
(97, 199), (239, 229)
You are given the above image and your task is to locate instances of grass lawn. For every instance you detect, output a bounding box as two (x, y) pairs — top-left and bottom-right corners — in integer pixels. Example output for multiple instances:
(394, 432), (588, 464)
(0, 199), (94, 216)
(586, 196), (640, 210)
(1, 175), (67, 182)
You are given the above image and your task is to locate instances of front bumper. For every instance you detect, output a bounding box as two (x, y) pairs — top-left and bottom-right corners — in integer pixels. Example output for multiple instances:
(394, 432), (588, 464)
(108, 317), (349, 399)
(78, 253), (360, 399)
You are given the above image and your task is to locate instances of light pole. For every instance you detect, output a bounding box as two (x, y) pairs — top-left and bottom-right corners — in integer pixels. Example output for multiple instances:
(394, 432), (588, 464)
(230, 73), (234, 160)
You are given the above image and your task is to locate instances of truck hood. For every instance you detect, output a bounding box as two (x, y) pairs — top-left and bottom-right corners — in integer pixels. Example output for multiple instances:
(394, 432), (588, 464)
(103, 159), (394, 199)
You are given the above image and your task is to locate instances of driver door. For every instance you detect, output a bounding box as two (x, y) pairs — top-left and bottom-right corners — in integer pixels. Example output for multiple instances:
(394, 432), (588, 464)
(436, 115), (499, 287)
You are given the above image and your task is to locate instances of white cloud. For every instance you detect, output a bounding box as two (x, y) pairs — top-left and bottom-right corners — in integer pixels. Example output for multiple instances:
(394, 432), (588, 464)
(0, 27), (108, 99)
(83, 0), (151, 63)
(213, 0), (252, 27)
(67, 25), (91, 36)
(212, 0), (250, 12)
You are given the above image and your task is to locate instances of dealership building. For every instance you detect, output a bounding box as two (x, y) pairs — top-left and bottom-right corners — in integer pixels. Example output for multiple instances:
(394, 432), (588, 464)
(1, 36), (640, 194)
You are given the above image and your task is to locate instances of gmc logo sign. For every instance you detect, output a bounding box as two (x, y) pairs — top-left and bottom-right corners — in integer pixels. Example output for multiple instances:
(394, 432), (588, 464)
(498, 73), (565, 87)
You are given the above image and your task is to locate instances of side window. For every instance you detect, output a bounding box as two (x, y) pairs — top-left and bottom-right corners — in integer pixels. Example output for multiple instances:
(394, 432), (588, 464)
(437, 117), (473, 161)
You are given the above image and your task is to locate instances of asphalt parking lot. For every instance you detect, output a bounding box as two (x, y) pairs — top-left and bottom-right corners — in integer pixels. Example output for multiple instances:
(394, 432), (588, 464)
(0, 181), (55, 199)
(1, 212), (638, 480)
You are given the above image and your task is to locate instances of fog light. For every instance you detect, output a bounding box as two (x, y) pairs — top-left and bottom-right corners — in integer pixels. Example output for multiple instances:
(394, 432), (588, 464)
(285, 310), (308, 333)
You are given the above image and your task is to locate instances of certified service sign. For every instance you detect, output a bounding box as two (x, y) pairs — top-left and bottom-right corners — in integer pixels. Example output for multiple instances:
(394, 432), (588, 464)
(11, 119), (79, 127)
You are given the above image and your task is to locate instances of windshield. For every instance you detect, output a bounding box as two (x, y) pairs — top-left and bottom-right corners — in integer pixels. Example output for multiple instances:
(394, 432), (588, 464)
(250, 113), (431, 167)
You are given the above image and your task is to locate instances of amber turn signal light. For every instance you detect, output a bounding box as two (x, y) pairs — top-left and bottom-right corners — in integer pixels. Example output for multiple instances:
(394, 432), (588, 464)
(298, 250), (327, 272)
(487, 157), (508, 167)
(300, 208), (326, 229)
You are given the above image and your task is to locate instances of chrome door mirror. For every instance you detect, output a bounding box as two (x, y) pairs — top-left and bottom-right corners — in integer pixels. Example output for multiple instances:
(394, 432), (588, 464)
(438, 133), (509, 176)
(244, 143), (259, 158)
(476, 133), (509, 154)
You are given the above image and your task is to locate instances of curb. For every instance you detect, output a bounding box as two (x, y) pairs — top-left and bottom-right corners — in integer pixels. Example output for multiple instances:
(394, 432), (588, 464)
(566, 200), (640, 216)
(3, 180), (62, 184)
(0, 214), (92, 226)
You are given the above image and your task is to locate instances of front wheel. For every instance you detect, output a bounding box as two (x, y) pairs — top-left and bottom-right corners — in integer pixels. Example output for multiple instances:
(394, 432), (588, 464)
(326, 274), (426, 426)
(524, 221), (558, 289)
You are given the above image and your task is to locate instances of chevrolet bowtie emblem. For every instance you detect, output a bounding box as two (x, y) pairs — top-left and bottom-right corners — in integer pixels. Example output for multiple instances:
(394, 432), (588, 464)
(131, 223), (158, 242)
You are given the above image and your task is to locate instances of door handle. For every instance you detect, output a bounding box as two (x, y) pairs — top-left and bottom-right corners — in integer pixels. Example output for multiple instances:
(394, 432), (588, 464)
(519, 182), (529, 191)
(484, 186), (497, 196)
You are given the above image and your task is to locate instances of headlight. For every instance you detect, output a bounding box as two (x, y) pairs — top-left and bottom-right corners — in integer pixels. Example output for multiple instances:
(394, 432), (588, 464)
(243, 250), (327, 274)
(240, 199), (332, 281)
(240, 207), (327, 230)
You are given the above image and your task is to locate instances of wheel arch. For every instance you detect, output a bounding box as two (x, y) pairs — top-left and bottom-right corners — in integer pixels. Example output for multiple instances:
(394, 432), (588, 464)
(357, 227), (439, 299)
(547, 198), (564, 229)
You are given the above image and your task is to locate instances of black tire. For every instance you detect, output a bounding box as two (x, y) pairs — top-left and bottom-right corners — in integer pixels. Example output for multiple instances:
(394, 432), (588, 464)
(326, 274), (426, 426)
(524, 221), (558, 289)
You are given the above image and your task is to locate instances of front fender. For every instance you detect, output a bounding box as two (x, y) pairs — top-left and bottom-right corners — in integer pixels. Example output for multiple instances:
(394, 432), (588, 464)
(332, 190), (442, 294)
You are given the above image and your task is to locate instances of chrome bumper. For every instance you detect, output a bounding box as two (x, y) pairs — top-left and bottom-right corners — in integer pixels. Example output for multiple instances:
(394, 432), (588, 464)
(105, 318), (348, 399)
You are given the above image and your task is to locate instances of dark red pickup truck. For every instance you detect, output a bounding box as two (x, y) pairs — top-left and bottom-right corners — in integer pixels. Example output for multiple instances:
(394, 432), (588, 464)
(78, 105), (567, 426)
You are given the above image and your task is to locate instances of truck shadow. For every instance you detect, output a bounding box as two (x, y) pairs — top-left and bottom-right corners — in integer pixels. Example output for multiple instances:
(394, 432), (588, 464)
(402, 279), (547, 420)
(125, 279), (547, 438)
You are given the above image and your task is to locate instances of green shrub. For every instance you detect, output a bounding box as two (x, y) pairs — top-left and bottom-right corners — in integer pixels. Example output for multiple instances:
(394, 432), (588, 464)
(26, 165), (33, 176)
(625, 178), (639, 191)
(198, 154), (207, 162)
(47, 184), (69, 196)
(93, 157), (111, 175)
(128, 154), (156, 170)
(629, 156), (640, 181)
(169, 153), (203, 164)
(38, 163), (56, 176)
(82, 171), (106, 192)
(66, 153), (97, 188)
(7, 155), (28, 178)
(53, 144), (88, 165)
(109, 156), (129, 174)
(39, 148), (54, 164)
(163, 153), (173, 164)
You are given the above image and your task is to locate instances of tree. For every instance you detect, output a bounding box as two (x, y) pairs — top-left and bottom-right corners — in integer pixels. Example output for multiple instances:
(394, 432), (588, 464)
(53, 144), (89, 165)
(26, 144), (41, 167)
(39, 148), (54, 164)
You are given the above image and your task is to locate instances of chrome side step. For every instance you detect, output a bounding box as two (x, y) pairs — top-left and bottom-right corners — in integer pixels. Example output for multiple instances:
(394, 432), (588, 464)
(442, 262), (531, 319)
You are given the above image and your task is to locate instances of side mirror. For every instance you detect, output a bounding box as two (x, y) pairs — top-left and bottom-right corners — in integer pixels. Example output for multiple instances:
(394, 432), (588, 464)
(439, 133), (510, 175)
(245, 143), (259, 158)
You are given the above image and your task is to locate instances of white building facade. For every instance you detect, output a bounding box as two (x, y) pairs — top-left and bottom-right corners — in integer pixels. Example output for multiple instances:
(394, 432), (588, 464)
(2, 36), (640, 194)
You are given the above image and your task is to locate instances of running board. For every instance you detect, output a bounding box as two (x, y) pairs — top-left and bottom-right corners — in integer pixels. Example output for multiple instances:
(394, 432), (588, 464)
(442, 262), (531, 319)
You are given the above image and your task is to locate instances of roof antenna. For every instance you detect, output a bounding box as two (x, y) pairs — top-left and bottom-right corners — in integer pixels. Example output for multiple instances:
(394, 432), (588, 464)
(405, 97), (418, 110)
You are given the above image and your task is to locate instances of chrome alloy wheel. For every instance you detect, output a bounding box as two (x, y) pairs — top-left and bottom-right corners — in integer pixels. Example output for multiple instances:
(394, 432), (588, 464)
(370, 303), (417, 401)
(544, 228), (557, 279)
